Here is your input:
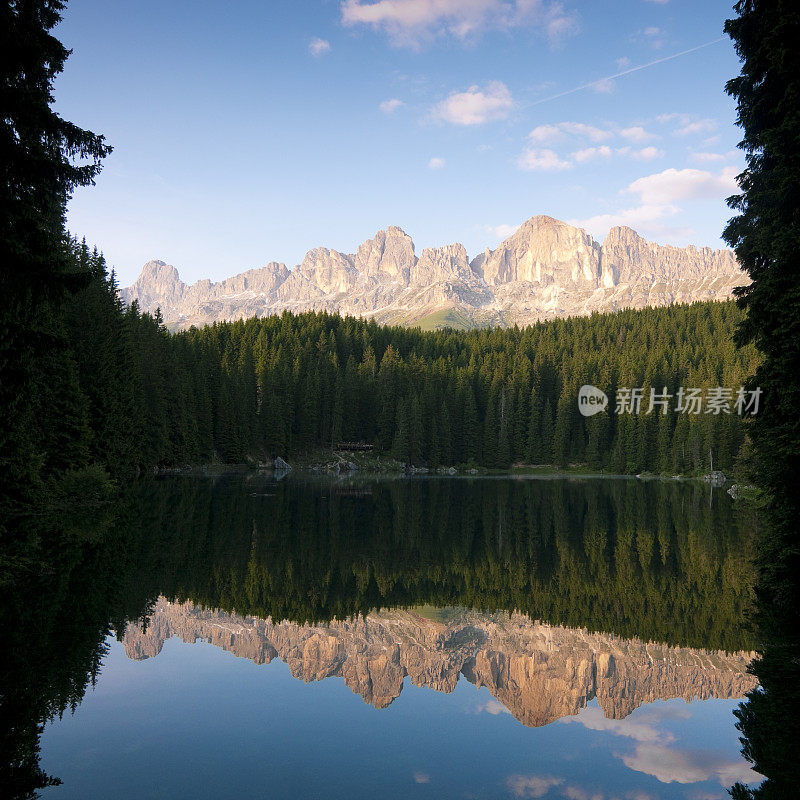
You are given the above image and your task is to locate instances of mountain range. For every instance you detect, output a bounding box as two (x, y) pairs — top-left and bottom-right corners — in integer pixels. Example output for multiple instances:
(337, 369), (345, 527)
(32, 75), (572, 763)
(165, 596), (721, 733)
(124, 599), (756, 727)
(121, 215), (746, 330)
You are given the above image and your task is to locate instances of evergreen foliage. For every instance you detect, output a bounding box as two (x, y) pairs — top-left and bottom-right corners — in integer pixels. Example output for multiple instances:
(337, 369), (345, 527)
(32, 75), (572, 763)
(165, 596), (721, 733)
(0, 0), (111, 510)
(722, 2), (800, 798)
(16, 258), (761, 485)
(154, 300), (755, 475)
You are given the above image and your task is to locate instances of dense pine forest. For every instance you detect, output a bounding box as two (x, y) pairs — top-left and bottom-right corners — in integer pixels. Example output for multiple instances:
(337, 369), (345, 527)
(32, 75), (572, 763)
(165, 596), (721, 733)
(16, 242), (758, 492)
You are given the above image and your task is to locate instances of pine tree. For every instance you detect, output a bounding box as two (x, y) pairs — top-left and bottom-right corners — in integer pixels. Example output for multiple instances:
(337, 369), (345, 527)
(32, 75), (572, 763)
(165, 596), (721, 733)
(482, 384), (499, 467)
(461, 384), (480, 465)
(552, 397), (572, 467)
(0, 0), (110, 507)
(439, 402), (452, 466)
(723, 5), (800, 797)
(392, 398), (411, 463)
(526, 386), (542, 463)
(540, 399), (556, 464)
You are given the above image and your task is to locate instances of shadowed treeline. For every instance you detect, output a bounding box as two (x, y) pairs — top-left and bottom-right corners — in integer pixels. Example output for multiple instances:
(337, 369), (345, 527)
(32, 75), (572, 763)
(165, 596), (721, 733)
(721, 1), (800, 796)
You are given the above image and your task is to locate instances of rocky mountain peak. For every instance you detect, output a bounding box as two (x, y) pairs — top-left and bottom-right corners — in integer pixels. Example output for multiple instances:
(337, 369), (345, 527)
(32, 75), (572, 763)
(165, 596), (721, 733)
(355, 226), (417, 282)
(609, 224), (639, 238)
(482, 215), (601, 287)
(120, 215), (746, 330)
(120, 259), (186, 314)
(411, 242), (476, 286)
(137, 260), (182, 288)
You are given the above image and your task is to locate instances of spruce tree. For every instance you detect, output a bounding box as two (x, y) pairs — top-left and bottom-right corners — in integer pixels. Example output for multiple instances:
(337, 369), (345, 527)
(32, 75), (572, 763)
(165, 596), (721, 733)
(723, 3), (800, 797)
(1, 0), (110, 506)
(539, 399), (556, 465)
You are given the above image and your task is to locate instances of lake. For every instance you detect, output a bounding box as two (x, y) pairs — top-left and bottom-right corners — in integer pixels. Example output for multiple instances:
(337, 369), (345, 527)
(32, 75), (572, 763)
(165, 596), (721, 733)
(2, 476), (762, 799)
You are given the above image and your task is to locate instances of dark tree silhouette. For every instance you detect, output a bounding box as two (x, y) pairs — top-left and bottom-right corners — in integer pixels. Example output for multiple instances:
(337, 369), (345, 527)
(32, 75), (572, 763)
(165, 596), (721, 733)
(723, 1), (800, 797)
(0, 0), (111, 509)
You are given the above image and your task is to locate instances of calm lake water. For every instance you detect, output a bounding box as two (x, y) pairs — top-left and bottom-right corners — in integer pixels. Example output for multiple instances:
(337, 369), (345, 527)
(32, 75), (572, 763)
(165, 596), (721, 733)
(8, 476), (762, 799)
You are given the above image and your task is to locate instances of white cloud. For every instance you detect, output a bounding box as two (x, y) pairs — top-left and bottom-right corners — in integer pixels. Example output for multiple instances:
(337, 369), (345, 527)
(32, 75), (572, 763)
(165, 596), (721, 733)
(520, 129), (664, 171)
(433, 81), (515, 125)
(627, 166), (738, 204)
(476, 697), (512, 713)
(632, 146), (664, 160)
(570, 203), (680, 238)
(308, 37), (331, 57)
(557, 122), (611, 141)
(379, 98), (404, 114)
(690, 151), (725, 163)
(517, 148), (572, 171)
(640, 25), (665, 48)
(657, 113), (717, 137)
(674, 119), (717, 136)
(622, 743), (760, 786)
(527, 123), (563, 143)
(528, 121), (611, 143)
(616, 56), (631, 69)
(620, 126), (654, 143)
(573, 145), (612, 163)
(561, 787), (603, 800)
(486, 223), (520, 240)
(340, 0), (580, 48)
(690, 150), (739, 164)
(561, 705), (673, 744)
(561, 705), (759, 789)
(428, 157), (445, 169)
(413, 772), (430, 783)
(507, 774), (563, 798)
(614, 145), (663, 161)
(656, 112), (687, 123)
(592, 77), (615, 93)
(573, 166), (736, 239)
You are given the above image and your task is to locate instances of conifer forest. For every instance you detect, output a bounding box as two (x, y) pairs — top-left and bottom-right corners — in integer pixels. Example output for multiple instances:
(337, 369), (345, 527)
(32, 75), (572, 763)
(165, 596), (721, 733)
(17, 241), (758, 491)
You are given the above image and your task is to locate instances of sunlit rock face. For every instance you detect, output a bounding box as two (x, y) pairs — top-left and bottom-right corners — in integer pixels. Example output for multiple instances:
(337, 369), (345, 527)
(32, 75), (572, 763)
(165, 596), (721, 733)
(354, 226), (416, 283)
(480, 216), (603, 288)
(598, 225), (745, 310)
(120, 217), (746, 330)
(123, 600), (757, 726)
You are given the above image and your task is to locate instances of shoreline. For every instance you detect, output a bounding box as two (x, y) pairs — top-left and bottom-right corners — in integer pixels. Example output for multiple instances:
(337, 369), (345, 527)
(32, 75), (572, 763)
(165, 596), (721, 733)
(151, 461), (735, 484)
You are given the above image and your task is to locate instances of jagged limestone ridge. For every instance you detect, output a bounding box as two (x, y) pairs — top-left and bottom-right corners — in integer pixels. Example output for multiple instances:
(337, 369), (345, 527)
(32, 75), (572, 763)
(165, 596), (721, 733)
(120, 216), (746, 330)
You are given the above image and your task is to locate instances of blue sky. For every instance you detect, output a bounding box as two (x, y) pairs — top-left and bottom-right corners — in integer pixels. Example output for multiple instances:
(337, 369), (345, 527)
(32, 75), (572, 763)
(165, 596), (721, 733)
(55, 0), (745, 286)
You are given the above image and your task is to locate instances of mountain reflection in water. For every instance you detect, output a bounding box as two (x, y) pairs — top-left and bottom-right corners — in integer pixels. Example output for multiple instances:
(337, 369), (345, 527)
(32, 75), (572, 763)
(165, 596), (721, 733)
(125, 599), (757, 727)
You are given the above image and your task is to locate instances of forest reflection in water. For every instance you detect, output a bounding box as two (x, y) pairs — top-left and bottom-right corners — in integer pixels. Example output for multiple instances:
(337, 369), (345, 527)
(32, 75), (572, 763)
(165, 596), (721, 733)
(134, 475), (758, 649)
(0, 475), (766, 799)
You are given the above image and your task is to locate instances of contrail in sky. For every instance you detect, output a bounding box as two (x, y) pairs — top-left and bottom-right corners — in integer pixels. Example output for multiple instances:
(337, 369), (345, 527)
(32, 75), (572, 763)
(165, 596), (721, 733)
(530, 38), (727, 107)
